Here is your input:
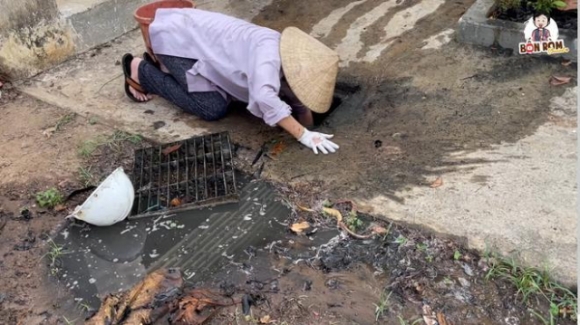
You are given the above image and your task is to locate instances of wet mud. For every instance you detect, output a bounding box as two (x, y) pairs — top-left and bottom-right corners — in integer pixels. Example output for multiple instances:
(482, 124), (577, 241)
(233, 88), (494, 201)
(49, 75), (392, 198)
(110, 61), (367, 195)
(51, 173), (290, 310)
(53, 179), (575, 325)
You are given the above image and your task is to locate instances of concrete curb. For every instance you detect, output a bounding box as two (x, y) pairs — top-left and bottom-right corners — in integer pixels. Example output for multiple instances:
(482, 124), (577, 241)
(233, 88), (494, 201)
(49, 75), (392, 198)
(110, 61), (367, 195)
(457, 0), (577, 61)
(62, 0), (150, 53)
(0, 0), (150, 81)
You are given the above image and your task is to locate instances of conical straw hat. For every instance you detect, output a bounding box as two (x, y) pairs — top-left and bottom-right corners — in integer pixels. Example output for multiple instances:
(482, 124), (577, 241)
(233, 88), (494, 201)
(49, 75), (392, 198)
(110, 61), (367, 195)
(280, 27), (339, 114)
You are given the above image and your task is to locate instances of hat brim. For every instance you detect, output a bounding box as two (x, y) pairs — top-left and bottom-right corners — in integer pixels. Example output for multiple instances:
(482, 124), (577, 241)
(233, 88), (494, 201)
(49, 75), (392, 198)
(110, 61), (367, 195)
(279, 27), (339, 114)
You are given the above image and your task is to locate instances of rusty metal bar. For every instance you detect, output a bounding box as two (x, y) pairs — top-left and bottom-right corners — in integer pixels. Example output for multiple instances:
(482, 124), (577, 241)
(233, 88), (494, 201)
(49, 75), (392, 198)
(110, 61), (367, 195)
(202, 136), (208, 199)
(185, 140), (190, 199)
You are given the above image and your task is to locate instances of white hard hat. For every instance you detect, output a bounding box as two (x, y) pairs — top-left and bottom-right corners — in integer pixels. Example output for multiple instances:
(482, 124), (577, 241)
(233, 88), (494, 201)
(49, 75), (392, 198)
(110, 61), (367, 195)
(68, 167), (135, 226)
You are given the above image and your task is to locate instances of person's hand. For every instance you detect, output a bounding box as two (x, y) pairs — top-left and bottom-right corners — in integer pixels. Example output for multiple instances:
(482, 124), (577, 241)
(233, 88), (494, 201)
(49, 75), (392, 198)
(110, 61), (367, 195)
(298, 129), (339, 154)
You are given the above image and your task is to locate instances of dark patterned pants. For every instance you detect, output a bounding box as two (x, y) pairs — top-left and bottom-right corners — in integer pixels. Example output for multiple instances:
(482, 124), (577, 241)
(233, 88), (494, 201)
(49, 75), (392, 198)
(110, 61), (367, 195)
(138, 54), (229, 121)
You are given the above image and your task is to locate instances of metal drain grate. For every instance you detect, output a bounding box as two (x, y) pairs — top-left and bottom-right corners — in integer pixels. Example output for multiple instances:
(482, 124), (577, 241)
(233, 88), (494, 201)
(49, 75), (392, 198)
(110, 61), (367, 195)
(130, 132), (238, 219)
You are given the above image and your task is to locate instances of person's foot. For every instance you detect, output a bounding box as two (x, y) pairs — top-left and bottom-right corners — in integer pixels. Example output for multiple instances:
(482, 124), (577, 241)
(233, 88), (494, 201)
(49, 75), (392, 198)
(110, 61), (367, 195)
(129, 57), (152, 102)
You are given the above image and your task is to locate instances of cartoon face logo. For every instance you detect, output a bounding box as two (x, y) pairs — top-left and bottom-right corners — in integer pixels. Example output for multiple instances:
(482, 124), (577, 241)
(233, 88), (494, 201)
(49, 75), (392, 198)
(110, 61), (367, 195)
(523, 13), (559, 42)
(534, 13), (549, 28)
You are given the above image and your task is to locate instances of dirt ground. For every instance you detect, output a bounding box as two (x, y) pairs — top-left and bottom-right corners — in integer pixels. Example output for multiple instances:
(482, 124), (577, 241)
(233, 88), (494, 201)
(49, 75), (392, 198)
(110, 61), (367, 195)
(0, 89), (145, 324)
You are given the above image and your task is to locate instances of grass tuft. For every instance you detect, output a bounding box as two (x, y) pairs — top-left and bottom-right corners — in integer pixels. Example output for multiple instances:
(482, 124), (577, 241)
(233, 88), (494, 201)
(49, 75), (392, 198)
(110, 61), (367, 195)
(398, 316), (423, 325)
(374, 291), (392, 321)
(78, 166), (94, 187)
(54, 113), (76, 131)
(485, 254), (577, 322)
(78, 131), (142, 158)
(43, 239), (68, 276)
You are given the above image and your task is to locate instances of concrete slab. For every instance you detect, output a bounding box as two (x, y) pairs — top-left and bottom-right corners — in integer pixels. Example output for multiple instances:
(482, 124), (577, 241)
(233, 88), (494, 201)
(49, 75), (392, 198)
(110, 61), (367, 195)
(364, 88), (578, 285)
(457, 0), (577, 61)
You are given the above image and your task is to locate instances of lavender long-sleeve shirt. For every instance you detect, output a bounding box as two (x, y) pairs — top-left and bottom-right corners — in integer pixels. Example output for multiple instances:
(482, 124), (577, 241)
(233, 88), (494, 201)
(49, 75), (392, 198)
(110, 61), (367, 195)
(149, 8), (295, 126)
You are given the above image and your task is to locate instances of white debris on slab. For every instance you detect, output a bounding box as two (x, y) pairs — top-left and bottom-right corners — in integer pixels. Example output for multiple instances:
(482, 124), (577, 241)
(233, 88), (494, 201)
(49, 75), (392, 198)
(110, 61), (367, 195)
(310, 0), (369, 38)
(421, 28), (454, 50)
(363, 0), (445, 62)
(334, 0), (400, 66)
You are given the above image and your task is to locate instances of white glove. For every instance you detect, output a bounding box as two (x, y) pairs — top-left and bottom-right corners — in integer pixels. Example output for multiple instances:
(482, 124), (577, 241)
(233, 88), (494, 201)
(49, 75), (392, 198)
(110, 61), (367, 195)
(298, 129), (339, 154)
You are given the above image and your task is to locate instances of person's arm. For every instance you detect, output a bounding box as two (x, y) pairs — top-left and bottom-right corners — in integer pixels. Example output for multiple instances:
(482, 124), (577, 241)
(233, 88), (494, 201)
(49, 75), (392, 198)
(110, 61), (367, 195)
(296, 110), (314, 128)
(279, 78), (314, 128)
(248, 41), (339, 154)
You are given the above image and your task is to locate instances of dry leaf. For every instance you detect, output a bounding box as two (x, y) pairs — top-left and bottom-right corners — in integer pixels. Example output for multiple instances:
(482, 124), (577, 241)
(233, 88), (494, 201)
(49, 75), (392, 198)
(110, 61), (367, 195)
(430, 177), (443, 188)
(42, 127), (57, 138)
(550, 75), (572, 86)
(297, 205), (315, 212)
(562, 59), (572, 66)
(422, 305), (437, 325)
(371, 225), (388, 235)
(162, 144), (182, 156)
(54, 204), (66, 212)
(86, 269), (184, 325)
(170, 198), (182, 207)
(322, 207), (343, 222)
(270, 142), (286, 156)
(172, 288), (234, 325)
(260, 315), (272, 324)
(290, 221), (310, 234)
(437, 312), (448, 325)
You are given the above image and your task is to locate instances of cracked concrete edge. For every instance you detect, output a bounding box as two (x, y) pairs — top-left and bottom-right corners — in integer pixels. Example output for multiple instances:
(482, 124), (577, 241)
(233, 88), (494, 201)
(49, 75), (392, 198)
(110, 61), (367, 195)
(62, 0), (150, 53)
(18, 84), (209, 144)
(456, 0), (577, 61)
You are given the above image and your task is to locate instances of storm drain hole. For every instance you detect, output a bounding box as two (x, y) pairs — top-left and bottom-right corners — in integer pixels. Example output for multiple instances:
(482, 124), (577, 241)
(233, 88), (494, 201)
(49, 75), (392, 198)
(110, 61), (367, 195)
(313, 96), (342, 126)
(313, 82), (361, 127)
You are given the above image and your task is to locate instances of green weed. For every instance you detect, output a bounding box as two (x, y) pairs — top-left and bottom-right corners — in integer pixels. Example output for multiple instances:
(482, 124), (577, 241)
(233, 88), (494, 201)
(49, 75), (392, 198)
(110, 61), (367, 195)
(485, 255), (577, 321)
(394, 235), (408, 246)
(36, 188), (63, 209)
(345, 211), (363, 232)
(78, 139), (100, 157)
(78, 166), (94, 187)
(88, 116), (98, 125)
(62, 316), (77, 325)
(416, 243), (428, 251)
(43, 239), (68, 276)
(109, 130), (142, 145)
(374, 291), (392, 321)
(494, 0), (521, 12)
(76, 301), (93, 314)
(398, 316), (422, 325)
(531, 0), (567, 13)
(78, 131), (142, 158)
(54, 113), (76, 131)
(454, 250), (462, 261)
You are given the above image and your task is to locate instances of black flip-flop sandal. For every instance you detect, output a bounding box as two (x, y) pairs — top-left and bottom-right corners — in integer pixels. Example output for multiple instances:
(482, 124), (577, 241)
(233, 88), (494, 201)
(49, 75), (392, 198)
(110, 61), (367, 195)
(122, 53), (147, 102)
